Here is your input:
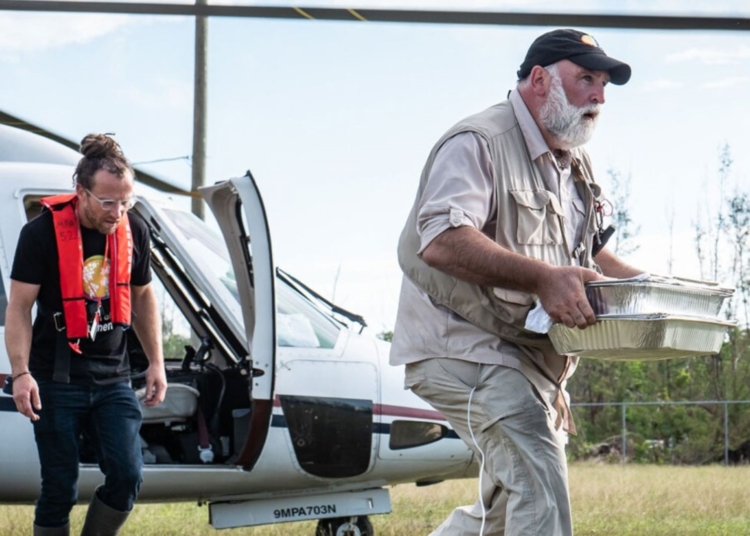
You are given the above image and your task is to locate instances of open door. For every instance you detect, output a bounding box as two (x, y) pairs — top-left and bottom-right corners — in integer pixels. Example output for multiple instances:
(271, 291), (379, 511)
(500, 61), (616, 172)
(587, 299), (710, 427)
(115, 170), (276, 474)
(201, 171), (276, 470)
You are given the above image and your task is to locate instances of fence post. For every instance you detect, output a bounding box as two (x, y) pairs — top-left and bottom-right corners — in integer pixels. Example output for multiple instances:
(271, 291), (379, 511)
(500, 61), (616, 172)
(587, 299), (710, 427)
(621, 403), (627, 467)
(724, 401), (729, 467)
(569, 400), (750, 466)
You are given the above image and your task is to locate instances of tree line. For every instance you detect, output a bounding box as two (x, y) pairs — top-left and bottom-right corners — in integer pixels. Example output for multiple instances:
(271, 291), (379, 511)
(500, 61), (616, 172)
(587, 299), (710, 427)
(568, 145), (750, 464)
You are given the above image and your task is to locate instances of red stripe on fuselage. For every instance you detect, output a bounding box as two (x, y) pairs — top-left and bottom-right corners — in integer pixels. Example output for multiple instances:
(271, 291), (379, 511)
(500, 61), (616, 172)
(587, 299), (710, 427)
(271, 395), (446, 422)
(374, 403), (446, 421)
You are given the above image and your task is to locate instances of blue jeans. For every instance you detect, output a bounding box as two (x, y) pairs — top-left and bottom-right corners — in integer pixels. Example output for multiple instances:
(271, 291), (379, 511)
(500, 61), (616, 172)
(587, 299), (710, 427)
(32, 380), (143, 528)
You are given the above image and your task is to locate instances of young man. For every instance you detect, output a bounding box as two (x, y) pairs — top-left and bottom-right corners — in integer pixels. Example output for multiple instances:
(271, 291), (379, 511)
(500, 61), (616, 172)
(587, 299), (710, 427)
(392, 30), (641, 535)
(5, 134), (167, 536)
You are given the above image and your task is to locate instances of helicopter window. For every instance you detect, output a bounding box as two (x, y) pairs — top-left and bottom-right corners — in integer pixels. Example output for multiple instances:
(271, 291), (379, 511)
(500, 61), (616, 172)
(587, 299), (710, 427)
(151, 275), (193, 360)
(389, 420), (449, 450)
(280, 395), (372, 478)
(276, 280), (340, 349)
(23, 195), (46, 222)
(160, 208), (245, 337)
(159, 206), (340, 349)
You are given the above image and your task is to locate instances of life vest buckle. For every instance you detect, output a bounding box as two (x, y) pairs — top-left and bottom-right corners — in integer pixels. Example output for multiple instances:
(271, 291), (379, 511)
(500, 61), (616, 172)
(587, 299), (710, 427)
(53, 312), (66, 332)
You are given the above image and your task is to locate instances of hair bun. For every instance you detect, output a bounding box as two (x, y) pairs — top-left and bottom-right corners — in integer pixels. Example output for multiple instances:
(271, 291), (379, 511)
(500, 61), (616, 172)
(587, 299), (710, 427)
(79, 133), (123, 160)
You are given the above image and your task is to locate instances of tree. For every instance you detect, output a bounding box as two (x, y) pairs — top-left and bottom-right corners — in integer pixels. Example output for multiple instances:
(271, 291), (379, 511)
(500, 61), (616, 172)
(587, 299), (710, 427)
(694, 143), (732, 283)
(569, 148), (750, 464)
(606, 167), (640, 259)
(727, 191), (750, 325)
(377, 331), (393, 342)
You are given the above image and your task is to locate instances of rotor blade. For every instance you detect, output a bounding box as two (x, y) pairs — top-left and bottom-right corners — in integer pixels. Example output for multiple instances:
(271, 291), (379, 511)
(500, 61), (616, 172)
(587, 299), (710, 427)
(0, 110), (193, 196)
(0, 2), (748, 31)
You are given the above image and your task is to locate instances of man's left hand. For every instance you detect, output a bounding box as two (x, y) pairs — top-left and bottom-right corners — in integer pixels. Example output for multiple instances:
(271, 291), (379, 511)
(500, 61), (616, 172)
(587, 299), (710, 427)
(143, 366), (168, 407)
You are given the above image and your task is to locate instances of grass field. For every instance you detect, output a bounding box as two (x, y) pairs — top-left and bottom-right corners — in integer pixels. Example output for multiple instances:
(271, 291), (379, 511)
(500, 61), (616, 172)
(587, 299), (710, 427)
(3, 464), (750, 535)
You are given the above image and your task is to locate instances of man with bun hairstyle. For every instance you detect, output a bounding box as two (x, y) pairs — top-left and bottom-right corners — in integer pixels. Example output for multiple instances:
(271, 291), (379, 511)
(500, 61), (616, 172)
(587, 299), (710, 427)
(392, 29), (642, 535)
(5, 134), (167, 535)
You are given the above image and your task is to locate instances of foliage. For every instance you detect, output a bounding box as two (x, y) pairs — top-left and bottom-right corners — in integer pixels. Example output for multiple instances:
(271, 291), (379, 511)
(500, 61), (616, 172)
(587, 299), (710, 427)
(606, 167), (640, 258)
(161, 308), (191, 360)
(163, 333), (191, 360)
(569, 146), (750, 465)
(377, 330), (394, 342)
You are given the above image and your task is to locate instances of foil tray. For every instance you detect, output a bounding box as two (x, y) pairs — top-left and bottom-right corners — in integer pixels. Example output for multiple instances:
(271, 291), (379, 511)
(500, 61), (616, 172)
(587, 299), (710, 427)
(585, 276), (733, 319)
(548, 314), (735, 361)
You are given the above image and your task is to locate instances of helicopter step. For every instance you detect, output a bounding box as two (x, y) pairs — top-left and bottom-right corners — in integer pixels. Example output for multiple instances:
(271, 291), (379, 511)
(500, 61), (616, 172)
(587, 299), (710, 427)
(209, 488), (391, 530)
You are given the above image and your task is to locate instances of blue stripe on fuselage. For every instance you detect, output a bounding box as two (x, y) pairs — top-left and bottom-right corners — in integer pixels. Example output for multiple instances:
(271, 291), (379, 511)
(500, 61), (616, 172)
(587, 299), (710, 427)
(0, 400), (461, 440)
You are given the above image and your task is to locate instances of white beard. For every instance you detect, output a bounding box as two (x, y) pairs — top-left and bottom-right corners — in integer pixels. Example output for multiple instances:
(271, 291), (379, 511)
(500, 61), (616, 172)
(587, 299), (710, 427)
(539, 69), (600, 150)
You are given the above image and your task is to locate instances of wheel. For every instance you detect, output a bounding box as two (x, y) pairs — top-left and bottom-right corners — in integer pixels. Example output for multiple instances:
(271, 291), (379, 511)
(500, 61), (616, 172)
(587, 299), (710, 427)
(315, 516), (374, 536)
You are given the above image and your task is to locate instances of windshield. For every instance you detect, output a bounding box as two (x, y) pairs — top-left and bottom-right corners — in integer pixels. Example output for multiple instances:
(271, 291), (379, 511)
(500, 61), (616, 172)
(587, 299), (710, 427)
(276, 281), (341, 349)
(162, 207), (245, 336)
(160, 207), (340, 349)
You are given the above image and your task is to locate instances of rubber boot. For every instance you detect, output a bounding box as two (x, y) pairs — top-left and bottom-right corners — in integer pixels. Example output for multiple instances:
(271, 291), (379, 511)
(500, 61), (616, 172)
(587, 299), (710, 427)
(79, 489), (131, 536)
(33, 523), (70, 536)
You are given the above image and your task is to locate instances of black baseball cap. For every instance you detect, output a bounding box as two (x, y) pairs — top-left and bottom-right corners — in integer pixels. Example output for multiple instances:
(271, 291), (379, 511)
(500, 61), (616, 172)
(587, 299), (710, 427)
(518, 29), (631, 85)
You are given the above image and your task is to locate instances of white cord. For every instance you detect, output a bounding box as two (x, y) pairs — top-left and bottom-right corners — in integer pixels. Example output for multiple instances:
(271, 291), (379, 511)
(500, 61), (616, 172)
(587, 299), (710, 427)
(467, 384), (487, 536)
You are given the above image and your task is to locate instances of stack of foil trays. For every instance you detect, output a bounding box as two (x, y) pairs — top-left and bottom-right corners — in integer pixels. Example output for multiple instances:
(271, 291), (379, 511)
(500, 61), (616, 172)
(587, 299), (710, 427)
(548, 275), (735, 360)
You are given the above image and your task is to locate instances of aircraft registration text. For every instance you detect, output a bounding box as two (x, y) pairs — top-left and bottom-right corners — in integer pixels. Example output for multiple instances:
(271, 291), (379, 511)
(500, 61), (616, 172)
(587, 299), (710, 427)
(274, 504), (337, 519)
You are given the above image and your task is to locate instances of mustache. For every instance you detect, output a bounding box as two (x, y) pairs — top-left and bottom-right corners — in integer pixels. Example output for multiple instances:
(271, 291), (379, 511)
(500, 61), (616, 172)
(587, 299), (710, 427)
(578, 104), (601, 118)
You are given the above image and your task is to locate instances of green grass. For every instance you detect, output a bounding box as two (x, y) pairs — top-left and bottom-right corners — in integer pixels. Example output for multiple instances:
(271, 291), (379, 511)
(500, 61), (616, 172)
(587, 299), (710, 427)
(3, 464), (750, 534)
(569, 464), (750, 536)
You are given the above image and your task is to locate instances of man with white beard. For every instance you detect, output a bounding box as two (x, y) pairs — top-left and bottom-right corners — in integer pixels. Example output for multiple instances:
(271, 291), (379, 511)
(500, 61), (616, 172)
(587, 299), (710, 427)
(391, 29), (642, 535)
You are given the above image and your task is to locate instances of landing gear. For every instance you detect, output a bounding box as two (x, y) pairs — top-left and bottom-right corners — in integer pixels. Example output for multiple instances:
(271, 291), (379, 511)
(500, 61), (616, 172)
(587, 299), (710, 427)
(315, 516), (374, 536)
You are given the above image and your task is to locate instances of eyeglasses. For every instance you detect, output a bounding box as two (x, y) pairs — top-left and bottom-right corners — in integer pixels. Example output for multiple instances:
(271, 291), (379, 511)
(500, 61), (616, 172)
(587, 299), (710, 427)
(85, 189), (134, 211)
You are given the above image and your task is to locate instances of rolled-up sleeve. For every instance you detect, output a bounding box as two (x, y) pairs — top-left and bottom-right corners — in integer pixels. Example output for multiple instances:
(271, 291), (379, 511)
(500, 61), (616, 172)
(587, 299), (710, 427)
(416, 132), (495, 254)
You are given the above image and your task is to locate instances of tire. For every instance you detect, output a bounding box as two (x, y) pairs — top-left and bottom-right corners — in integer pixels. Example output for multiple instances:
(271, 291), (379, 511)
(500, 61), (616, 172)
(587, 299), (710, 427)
(315, 516), (374, 536)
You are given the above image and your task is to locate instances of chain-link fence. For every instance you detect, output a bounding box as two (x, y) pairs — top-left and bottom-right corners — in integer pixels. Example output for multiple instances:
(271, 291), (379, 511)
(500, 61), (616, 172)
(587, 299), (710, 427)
(570, 400), (750, 466)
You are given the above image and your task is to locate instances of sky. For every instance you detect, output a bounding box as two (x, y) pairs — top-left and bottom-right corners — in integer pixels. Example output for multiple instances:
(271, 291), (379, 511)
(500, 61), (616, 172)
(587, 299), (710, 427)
(1, 0), (749, 333)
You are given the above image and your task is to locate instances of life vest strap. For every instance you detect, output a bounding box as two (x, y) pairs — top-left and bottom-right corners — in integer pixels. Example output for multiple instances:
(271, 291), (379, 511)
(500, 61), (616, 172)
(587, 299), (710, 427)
(40, 193), (134, 382)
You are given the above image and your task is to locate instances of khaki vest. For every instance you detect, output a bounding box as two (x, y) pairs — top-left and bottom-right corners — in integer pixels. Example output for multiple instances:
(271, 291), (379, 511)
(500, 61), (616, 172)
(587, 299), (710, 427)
(397, 100), (602, 348)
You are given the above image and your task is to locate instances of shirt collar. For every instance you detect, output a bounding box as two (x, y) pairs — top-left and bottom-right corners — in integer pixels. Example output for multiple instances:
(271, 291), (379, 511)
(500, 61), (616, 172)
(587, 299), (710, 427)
(509, 88), (560, 163)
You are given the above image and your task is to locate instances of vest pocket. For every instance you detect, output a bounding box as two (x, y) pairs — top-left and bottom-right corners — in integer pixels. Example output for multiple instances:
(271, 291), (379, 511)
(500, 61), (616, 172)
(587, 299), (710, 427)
(489, 287), (535, 328)
(510, 190), (564, 245)
(492, 287), (535, 306)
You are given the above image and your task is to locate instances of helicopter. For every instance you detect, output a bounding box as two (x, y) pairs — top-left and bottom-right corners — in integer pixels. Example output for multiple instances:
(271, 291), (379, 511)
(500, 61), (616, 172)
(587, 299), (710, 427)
(0, 121), (475, 534)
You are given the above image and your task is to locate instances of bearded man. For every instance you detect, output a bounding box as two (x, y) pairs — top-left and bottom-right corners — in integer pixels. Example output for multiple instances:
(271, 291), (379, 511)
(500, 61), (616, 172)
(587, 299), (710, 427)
(391, 29), (641, 535)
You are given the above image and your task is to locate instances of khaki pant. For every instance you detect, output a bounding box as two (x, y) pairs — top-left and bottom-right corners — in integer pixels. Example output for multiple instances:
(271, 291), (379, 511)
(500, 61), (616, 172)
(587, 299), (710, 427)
(405, 359), (572, 536)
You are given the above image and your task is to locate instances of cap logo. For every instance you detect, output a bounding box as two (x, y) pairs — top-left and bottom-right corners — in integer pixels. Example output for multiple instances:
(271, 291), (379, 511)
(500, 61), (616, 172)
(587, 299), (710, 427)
(581, 34), (599, 47)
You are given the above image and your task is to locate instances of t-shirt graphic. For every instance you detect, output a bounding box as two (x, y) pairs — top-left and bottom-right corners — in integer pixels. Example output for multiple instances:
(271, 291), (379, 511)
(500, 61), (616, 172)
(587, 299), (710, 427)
(83, 254), (109, 299)
(83, 254), (114, 332)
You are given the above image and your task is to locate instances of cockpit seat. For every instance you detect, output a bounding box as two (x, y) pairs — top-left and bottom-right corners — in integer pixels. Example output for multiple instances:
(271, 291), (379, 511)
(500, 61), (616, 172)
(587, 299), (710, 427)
(136, 383), (200, 424)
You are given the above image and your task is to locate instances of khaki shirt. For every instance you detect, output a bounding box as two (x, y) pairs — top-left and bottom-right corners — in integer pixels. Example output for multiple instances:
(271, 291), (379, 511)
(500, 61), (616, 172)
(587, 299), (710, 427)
(391, 90), (587, 431)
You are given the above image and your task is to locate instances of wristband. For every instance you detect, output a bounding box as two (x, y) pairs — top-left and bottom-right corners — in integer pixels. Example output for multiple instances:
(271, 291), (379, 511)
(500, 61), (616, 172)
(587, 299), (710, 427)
(12, 371), (30, 380)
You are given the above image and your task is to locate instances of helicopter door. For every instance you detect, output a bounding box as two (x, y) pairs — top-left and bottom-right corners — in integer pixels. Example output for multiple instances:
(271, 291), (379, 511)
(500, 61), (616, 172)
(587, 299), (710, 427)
(201, 172), (276, 470)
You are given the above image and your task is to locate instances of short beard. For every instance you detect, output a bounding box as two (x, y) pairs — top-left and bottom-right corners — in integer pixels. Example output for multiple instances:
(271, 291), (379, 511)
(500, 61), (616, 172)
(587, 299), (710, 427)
(83, 203), (118, 235)
(538, 65), (600, 150)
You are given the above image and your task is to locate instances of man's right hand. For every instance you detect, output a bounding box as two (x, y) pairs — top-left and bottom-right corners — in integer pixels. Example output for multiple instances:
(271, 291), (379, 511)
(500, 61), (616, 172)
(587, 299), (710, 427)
(536, 265), (604, 329)
(12, 373), (41, 422)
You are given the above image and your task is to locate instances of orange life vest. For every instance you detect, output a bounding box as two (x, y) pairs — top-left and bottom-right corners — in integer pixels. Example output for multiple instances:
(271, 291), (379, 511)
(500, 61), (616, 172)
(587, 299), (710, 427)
(41, 193), (133, 340)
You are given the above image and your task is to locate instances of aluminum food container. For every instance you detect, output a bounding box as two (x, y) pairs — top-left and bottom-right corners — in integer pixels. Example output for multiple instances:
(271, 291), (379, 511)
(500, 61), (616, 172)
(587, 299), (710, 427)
(585, 276), (733, 319)
(548, 314), (735, 361)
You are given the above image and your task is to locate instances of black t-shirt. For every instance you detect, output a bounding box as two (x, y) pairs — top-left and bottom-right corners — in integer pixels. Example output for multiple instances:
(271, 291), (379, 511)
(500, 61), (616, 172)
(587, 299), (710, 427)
(11, 210), (152, 386)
